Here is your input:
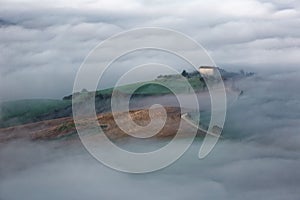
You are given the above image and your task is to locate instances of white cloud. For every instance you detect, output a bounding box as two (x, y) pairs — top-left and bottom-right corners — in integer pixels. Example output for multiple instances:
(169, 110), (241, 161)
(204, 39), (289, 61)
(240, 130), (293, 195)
(0, 0), (299, 100)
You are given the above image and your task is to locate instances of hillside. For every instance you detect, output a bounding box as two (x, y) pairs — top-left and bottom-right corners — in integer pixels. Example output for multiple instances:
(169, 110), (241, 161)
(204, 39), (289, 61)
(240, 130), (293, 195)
(0, 107), (203, 143)
(0, 68), (250, 128)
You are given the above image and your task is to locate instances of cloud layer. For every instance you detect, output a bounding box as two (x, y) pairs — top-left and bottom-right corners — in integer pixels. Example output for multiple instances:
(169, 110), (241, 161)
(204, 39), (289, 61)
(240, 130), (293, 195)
(0, 0), (300, 100)
(1, 71), (300, 199)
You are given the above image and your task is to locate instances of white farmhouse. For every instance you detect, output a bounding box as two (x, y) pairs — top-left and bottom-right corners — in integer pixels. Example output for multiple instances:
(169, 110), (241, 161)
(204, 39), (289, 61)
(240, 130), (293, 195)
(199, 66), (217, 76)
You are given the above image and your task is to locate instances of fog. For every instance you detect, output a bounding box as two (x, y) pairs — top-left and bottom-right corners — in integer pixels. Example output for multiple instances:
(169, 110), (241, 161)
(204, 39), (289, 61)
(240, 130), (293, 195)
(1, 0), (300, 100)
(1, 69), (300, 200)
(1, 0), (300, 198)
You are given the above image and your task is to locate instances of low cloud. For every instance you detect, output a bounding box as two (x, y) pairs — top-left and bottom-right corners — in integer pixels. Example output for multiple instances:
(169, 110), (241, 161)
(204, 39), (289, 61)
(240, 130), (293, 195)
(0, 0), (300, 100)
(1, 1), (300, 197)
(1, 70), (300, 199)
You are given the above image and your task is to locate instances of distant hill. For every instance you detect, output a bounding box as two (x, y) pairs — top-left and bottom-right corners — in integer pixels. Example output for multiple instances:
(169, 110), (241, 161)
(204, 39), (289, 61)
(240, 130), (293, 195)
(0, 68), (254, 128)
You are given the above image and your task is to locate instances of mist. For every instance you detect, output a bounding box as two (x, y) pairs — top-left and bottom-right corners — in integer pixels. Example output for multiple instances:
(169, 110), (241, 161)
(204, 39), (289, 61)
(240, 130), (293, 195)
(1, 0), (300, 100)
(1, 0), (300, 199)
(1, 68), (300, 200)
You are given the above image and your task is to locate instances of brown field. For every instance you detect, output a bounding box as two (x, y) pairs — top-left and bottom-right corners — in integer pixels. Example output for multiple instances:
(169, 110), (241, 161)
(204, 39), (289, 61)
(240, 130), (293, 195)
(0, 107), (202, 143)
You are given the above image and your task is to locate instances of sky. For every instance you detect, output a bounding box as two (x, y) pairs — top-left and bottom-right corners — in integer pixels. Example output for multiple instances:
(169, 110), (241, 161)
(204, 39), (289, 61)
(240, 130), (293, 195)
(0, 0), (300, 100)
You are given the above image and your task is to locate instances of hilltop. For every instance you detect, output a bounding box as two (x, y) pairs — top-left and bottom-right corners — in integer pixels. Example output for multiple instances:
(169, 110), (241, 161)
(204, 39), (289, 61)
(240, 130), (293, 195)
(0, 67), (253, 128)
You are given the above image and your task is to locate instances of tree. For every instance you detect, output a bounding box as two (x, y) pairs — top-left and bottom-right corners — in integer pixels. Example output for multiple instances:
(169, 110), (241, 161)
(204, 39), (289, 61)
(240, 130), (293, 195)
(239, 69), (245, 76)
(81, 88), (88, 93)
(181, 70), (188, 77)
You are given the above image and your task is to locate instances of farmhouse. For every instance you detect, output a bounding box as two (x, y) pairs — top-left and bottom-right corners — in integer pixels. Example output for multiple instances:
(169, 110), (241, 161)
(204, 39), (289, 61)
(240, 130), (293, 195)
(199, 66), (217, 76)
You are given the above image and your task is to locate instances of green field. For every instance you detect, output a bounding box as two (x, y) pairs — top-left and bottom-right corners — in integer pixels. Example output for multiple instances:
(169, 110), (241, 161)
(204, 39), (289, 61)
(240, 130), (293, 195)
(0, 75), (205, 128)
(0, 99), (71, 127)
(95, 76), (205, 96)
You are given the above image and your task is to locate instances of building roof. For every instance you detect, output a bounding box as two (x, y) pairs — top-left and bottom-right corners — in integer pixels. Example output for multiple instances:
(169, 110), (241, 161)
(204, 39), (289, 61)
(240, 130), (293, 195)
(199, 66), (216, 69)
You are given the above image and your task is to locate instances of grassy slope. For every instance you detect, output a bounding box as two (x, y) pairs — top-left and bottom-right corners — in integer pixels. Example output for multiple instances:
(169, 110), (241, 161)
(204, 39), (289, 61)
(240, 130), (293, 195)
(0, 99), (71, 127)
(0, 76), (204, 128)
(97, 76), (204, 95)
